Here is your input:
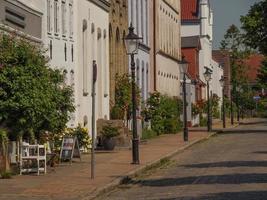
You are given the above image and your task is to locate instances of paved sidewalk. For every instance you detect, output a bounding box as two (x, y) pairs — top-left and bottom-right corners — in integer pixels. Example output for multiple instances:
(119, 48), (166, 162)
(0, 131), (215, 200)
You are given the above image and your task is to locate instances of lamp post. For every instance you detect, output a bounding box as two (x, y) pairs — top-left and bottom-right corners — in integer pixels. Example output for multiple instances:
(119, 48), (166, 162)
(236, 86), (243, 122)
(124, 23), (143, 165)
(203, 67), (212, 132)
(181, 56), (189, 142)
(219, 76), (226, 128)
(230, 84), (234, 125)
(237, 86), (242, 122)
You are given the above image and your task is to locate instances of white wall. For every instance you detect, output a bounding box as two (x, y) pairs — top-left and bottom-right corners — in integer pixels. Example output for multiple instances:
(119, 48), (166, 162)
(181, 24), (200, 37)
(210, 59), (223, 103)
(156, 54), (180, 97)
(43, 0), (77, 127)
(76, 0), (110, 136)
(128, 0), (150, 101)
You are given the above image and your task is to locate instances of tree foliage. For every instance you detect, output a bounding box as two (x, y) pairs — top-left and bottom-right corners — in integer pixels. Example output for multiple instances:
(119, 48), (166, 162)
(241, 0), (267, 55)
(111, 73), (140, 121)
(257, 58), (267, 89)
(0, 34), (75, 140)
(142, 92), (183, 135)
(220, 25), (250, 85)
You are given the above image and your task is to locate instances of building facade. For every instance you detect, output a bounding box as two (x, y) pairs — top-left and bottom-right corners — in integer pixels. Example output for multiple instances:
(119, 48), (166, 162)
(213, 50), (231, 97)
(181, 0), (222, 100)
(109, 0), (128, 106)
(43, 0), (110, 134)
(152, 0), (182, 97)
(128, 0), (150, 101)
(0, 0), (43, 43)
(44, 0), (77, 127)
(76, 0), (110, 132)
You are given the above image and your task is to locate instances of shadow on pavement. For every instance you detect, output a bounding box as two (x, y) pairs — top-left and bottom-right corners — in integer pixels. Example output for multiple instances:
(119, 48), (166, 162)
(135, 173), (267, 187)
(182, 161), (267, 168)
(253, 151), (267, 154)
(161, 191), (267, 200)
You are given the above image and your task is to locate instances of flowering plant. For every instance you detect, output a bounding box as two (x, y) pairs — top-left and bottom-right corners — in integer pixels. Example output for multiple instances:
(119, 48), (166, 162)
(52, 124), (92, 152)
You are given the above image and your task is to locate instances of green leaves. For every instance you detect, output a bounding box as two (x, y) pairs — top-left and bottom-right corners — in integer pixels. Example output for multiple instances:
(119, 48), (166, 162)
(142, 92), (183, 135)
(0, 34), (75, 140)
(241, 0), (267, 55)
(257, 58), (267, 89)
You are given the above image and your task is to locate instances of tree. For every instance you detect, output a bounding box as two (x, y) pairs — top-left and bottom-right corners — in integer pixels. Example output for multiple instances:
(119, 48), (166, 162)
(220, 25), (250, 85)
(110, 74), (140, 122)
(220, 25), (254, 113)
(241, 0), (267, 55)
(257, 58), (267, 89)
(0, 34), (75, 141)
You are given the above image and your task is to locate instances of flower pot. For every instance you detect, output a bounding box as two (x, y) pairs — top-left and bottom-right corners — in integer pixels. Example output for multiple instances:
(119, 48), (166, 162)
(103, 137), (116, 151)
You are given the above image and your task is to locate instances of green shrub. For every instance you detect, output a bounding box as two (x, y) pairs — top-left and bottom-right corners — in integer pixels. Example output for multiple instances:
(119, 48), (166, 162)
(141, 129), (157, 140)
(142, 92), (183, 135)
(101, 125), (119, 139)
(200, 115), (207, 127)
(0, 171), (12, 179)
(0, 129), (8, 145)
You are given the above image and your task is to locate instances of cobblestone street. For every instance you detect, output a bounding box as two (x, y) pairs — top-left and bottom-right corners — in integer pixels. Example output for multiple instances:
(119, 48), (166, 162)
(99, 120), (267, 200)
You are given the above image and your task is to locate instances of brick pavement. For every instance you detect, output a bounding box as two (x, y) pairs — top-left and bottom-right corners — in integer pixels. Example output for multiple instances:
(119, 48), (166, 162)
(0, 120), (233, 200)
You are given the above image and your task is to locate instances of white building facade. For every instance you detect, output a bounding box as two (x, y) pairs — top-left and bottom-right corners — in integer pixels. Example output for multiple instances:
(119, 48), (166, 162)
(128, 0), (150, 101)
(76, 0), (110, 132)
(43, 0), (110, 134)
(181, 0), (222, 100)
(155, 0), (182, 97)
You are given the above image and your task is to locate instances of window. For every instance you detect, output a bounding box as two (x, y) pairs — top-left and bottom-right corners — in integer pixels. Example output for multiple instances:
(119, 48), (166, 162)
(47, 0), (51, 33)
(54, 0), (59, 34)
(62, 1), (67, 36)
(64, 43), (67, 61)
(145, 0), (148, 45)
(69, 2), (74, 38)
(141, 0), (144, 39)
(82, 19), (88, 96)
(71, 44), (74, 62)
(136, 0), (139, 35)
(49, 40), (52, 59)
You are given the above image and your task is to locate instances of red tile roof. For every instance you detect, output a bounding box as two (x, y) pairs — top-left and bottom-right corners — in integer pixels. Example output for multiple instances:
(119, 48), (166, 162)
(181, 0), (199, 21)
(244, 54), (265, 83)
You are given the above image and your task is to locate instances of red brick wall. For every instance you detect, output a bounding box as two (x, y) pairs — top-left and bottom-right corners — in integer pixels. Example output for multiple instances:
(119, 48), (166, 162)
(182, 48), (199, 79)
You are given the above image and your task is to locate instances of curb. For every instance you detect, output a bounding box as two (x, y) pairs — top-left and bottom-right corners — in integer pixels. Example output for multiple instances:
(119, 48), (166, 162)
(84, 132), (218, 200)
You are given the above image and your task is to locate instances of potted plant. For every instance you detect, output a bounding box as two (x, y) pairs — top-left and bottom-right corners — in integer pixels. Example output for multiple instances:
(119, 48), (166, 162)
(101, 125), (119, 150)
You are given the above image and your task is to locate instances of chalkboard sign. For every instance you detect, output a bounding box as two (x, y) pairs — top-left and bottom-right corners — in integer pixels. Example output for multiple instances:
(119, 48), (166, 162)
(60, 136), (81, 163)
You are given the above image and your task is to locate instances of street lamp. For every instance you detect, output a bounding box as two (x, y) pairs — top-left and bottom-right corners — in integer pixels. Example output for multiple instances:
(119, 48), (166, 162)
(124, 23), (143, 165)
(181, 56), (189, 142)
(230, 84), (234, 125)
(203, 67), (212, 132)
(219, 76), (226, 128)
(236, 86), (243, 122)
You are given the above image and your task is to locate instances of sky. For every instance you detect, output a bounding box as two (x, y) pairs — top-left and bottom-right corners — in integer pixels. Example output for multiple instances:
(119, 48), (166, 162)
(210, 0), (262, 50)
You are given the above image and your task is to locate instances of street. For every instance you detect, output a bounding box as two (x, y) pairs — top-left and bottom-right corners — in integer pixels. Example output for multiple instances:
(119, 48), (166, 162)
(98, 120), (267, 200)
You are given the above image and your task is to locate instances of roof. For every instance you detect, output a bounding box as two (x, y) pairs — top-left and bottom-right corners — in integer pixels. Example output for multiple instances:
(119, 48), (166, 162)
(181, 0), (199, 21)
(244, 54), (265, 83)
(212, 50), (230, 66)
(181, 36), (201, 49)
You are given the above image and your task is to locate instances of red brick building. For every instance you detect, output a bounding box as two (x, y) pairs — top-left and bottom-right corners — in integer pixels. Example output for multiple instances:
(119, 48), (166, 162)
(182, 36), (205, 102)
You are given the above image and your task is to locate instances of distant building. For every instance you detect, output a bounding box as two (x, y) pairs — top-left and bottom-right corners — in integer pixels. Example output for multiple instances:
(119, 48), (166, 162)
(182, 36), (204, 101)
(109, 0), (128, 107)
(213, 50), (231, 97)
(181, 0), (223, 101)
(244, 54), (265, 95)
